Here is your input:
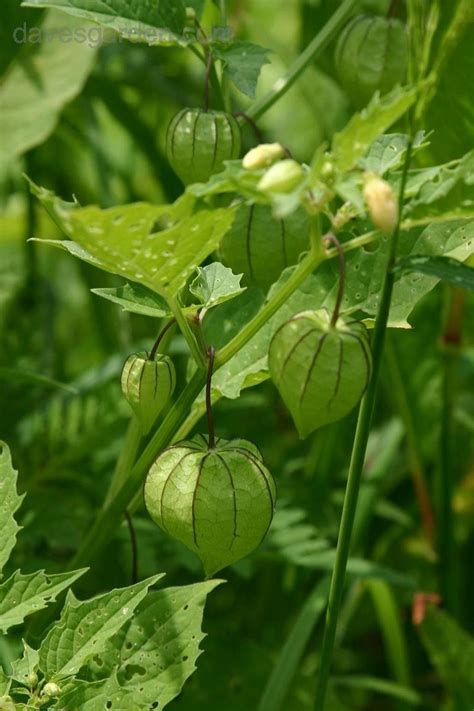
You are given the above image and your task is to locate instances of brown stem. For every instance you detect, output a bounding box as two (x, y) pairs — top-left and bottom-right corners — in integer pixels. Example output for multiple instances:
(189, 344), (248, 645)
(206, 346), (216, 449)
(233, 112), (264, 143)
(323, 234), (345, 326)
(149, 319), (176, 361)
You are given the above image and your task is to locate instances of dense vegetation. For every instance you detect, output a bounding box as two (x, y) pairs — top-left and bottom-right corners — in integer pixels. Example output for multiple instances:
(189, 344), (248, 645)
(0, 1), (473, 709)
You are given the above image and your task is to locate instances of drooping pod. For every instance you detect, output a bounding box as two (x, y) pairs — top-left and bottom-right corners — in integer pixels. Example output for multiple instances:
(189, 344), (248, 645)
(269, 309), (372, 438)
(144, 434), (276, 576)
(121, 352), (176, 434)
(218, 203), (309, 291)
(166, 108), (241, 185)
(335, 15), (408, 108)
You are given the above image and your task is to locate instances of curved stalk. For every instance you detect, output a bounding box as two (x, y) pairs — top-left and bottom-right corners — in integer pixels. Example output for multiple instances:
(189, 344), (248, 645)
(313, 136), (414, 711)
(169, 297), (207, 369)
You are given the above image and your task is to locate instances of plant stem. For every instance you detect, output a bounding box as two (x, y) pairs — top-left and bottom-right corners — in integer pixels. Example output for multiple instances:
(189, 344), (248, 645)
(104, 416), (143, 506)
(169, 297), (206, 369)
(215, 247), (323, 367)
(245, 0), (357, 121)
(206, 347), (216, 449)
(323, 234), (345, 327)
(313, 137), (414, 711)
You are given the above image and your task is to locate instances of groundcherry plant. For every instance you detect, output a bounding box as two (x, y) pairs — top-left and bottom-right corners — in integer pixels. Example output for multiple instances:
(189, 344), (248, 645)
(1, 0), (473, 709)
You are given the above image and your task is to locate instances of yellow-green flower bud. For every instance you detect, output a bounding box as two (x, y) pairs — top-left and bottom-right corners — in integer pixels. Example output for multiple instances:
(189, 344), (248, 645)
(242, 143), (285, 170)
(363, 172), (398, 233)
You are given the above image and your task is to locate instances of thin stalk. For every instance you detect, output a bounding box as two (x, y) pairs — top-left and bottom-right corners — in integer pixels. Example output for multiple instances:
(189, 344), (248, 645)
(169, 297), (206, 369)
(204, 51), (213, 112)
(124, 511), (138, 585)
(234, 111), (264, 143)
(245, 0), (357, 120)
(313, 136), (414, 711)
(206, 347), (216, 449)
(149, 319), (176, 361)
(323, 234), (345, 327)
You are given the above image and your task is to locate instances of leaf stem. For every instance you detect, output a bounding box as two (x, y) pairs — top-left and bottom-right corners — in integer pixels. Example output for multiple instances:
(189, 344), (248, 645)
(206, 347), (216, 449)
(169, 297), (207, 369)
(323, 234), (345, 327)
(245, 0), (357, 120)
(313, 136), (414, 711)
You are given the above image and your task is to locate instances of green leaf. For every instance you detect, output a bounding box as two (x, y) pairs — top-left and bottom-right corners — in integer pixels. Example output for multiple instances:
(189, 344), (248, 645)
(21, 0), (190, 46)
(0, 569), (86, 633)
(10, 642), (39, 687)
(327, 86), (418, 175)
(0, 668), (11, 696)
(0, 441), (24, 578)
(0, 12), (96, 170)
(212, 41), (271, 98)
(394, 255), (474, 291)
(39, 573), (164, 680)
(258, 577), (330, 711)
(359, 132), (429, 176)
(91, 283), (172, 318)
(189, 263), (245, 310)
(58, 581), (222, 710)
(418, 606), (474, 708)
(29, 183), (236, 299)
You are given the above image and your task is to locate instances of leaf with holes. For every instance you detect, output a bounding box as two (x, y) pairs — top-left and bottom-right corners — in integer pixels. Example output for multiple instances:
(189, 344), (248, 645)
(359, 131), (429, 175)
(85, 581), (222, 708)
(29, 182), (236, 299)
(0, 442), (24, 578)
(39, 574), (164, 680)
(91, 283), (172, 318)
(10, 642), (39, 687)
(0, 569), (86, 633)
(21, 0), (190, 46)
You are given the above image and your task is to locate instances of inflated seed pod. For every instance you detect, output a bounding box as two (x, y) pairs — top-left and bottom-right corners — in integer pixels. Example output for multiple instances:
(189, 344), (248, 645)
(269, 309), (372, 438)
(166, 108), (241, 185)
(144, 434), (276, 576)
(218, 204), (309, 291)
(335, 15), (408, 108)
(121, 352), (176, 434)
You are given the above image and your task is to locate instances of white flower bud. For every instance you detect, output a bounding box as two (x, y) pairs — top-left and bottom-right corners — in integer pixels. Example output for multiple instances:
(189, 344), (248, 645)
(27, 671), (39, 688)
(363, 173), (398, 233)
(258, 159), (304, 194)
(41, 682), (61, 698)
(242, 143), (285, 170)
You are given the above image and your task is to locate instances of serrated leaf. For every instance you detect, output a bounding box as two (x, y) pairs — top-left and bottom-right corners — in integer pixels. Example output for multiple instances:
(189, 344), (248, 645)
(328, 86), (418, 175)
(0, 569), (86, 633)
(21, 0), (190, 46)
(0, 12), (96, 170)
(57, 581), (221, 710)
(39, 573), (164, 680)
(10, 642), (39, 687)
(212, 41), (271, 97)
(29, 183), (236, 299)
(394, 255), (474, 291)
(0, 441), (24, 577)
(189, 263), (245, 310)
(418, 606), (474, 708)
